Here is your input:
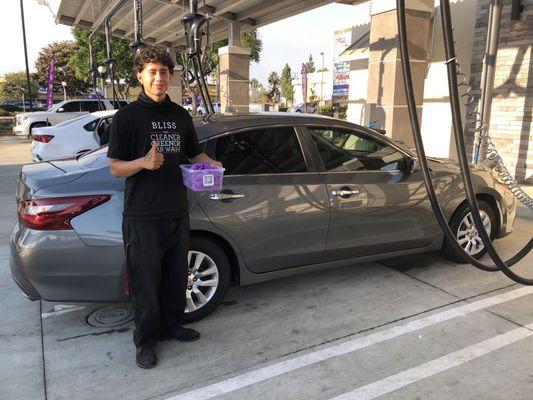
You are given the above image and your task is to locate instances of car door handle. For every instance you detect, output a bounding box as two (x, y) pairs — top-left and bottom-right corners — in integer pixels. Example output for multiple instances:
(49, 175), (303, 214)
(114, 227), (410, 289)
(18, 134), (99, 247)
(209, 193), (245, 201)
(331, 189), (360, 197)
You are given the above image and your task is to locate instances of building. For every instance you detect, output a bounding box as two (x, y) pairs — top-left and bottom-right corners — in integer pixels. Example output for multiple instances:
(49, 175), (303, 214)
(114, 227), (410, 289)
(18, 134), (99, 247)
(336, 0), (531, 183)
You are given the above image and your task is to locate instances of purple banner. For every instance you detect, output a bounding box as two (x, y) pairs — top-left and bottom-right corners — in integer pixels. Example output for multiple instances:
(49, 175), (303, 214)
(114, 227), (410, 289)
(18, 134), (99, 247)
(46, 56), (56, 109)
(301, 63), (307, 112)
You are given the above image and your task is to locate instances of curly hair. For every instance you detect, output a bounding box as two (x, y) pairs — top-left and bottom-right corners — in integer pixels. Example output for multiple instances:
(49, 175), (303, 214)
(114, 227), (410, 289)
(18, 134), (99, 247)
(134, 47), (175, 74)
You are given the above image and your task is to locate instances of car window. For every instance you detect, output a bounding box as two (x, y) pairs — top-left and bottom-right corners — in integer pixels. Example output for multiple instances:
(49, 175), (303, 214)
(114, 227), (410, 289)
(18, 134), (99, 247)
(309, 127), (408, 172)
(57, 101), (80, 112)
(83, 118), (101, 132)
(213, 127), (307, 175)
(80, 101), (100, 112)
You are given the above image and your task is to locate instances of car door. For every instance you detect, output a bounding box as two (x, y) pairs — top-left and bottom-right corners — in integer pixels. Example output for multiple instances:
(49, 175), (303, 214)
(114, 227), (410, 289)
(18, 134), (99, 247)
(303, 125), (438, 261)
(195, 125), (330, 273)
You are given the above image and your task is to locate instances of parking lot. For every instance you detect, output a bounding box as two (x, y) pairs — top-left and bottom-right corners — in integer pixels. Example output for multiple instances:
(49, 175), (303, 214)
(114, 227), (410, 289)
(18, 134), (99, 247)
(1, 138), (532, 400)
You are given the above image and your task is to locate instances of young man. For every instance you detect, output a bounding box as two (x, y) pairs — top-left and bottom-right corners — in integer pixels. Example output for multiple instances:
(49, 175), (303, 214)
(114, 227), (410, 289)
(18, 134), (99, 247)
(107, 47), (221, 369)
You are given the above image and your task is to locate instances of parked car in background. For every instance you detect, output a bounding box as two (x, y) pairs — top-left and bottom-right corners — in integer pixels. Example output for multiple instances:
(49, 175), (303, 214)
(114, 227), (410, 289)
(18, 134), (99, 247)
(1, 100), (45, 112)
(13, 98), (127, 136)
(31, 110), (116, 162)
(10, 113), (517, 322)
(289, 103), (318, 113)
(197, 101), (221, 115)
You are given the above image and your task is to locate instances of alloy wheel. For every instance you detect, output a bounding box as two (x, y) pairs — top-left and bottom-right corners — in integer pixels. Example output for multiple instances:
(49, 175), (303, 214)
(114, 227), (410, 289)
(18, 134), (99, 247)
(456, 210), (492, 256)
(185, 251), (219, 313)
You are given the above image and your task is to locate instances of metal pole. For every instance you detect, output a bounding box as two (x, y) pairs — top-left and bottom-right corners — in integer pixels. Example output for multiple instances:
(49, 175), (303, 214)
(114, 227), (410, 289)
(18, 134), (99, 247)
(19, 0), (33, 112)
(476, 0), (502, 163)
(190, 0), (198, 14)
(133, 0), (143, 44)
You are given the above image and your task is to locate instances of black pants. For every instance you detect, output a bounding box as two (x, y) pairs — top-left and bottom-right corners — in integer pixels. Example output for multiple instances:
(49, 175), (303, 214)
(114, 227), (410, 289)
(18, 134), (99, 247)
(123, 216), (189, 349)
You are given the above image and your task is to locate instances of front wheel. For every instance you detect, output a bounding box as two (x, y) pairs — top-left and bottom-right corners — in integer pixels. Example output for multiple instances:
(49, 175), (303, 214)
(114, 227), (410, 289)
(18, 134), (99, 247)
(441, 200), (496, 263)
(183, 236), (231, 322)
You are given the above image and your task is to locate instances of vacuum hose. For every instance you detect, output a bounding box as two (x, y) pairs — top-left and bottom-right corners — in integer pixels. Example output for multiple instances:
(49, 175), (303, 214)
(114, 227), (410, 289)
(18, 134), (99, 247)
(396, 0), (532, 282)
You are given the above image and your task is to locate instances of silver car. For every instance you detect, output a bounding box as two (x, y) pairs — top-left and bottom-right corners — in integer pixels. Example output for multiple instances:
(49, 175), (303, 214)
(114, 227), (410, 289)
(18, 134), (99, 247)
(10, 113), (517, 321)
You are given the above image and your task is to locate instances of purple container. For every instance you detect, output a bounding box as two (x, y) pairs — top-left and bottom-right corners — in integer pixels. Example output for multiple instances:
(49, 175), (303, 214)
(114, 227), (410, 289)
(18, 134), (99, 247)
(180, 163), (225, 191)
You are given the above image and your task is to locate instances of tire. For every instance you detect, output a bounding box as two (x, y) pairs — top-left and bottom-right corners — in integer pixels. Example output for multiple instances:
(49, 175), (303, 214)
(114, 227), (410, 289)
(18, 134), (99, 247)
(441, 200), (497, 263)
(182, 236), (231, 322)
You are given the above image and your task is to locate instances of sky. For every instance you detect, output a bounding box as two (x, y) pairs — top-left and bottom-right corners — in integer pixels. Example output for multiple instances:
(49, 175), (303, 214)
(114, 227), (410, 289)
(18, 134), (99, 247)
(1, 1), (364, 86)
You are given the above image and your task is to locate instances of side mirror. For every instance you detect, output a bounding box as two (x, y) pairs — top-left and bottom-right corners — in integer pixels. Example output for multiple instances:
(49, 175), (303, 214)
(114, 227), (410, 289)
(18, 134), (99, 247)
(57, 107), (64, 113)
(407, 158), (420, 173)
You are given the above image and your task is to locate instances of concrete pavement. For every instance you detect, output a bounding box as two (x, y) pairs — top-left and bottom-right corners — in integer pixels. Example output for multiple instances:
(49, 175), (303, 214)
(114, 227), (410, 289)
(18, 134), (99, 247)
(0, 140), (531, 400)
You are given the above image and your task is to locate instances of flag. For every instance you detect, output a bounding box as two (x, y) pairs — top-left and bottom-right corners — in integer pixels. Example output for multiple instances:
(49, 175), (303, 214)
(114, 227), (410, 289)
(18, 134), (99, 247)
(301, 63), (307, 112)
(46, 56), (56, 109)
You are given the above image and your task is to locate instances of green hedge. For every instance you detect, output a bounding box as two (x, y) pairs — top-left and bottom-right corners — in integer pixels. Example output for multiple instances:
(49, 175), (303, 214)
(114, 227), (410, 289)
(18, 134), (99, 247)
(0, 109), (16, 117)
(318, 105), (347, 120)
(0, 118), (15, 132)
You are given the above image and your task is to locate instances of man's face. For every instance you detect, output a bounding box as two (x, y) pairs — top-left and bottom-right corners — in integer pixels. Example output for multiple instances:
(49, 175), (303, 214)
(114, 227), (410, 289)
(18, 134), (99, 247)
(137, 62), (171, 101)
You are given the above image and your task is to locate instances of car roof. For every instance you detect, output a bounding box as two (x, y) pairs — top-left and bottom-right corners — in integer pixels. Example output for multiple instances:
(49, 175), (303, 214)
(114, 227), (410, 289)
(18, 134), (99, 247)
(92, 109), (118, 117)
(191, 112), (414, 156)
(193, 112), (354, 140)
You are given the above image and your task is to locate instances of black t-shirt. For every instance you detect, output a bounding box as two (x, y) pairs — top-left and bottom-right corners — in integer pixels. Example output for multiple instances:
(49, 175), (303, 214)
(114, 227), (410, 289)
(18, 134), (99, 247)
(107, 92), (202, 219)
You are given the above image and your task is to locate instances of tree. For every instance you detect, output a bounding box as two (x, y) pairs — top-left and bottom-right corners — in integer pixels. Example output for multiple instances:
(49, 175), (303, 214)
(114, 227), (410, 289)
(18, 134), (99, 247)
(280, 64), (294, 104)
(305, 54), (316, 73)
(0, 71), (38, 100)
(309, 88), (319, 105)
(266, 71), (280, 105)
(34, 41), (89, 96)
(203, 29), (263, 74)
(70, 28), (137, 97)
(249, 78), (264, 103)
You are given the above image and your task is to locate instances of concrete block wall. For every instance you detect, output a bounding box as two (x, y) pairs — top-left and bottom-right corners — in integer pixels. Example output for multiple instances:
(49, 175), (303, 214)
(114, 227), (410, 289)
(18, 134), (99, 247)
(467, 0), (533, 183)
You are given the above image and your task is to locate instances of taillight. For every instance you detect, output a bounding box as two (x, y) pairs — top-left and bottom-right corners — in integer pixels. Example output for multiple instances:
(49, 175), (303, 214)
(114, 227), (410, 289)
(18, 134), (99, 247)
(18, 195), (111, 230)
(32, 134), (55, 143)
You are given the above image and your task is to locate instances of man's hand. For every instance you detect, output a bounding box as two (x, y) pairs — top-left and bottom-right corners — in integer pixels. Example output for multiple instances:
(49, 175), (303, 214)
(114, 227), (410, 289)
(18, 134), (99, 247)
(143, 140), (164, 170)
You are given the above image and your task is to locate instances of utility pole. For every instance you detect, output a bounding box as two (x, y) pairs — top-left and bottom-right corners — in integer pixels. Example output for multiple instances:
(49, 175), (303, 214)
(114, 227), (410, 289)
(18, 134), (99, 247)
(20, 0), (34, 112)
(320, 52), (325, 106)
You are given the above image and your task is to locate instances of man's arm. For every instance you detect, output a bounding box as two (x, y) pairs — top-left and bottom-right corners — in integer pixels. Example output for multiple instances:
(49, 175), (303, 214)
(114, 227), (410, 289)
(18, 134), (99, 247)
(189, 152), (223, 168)
(109, 140), (164, 178)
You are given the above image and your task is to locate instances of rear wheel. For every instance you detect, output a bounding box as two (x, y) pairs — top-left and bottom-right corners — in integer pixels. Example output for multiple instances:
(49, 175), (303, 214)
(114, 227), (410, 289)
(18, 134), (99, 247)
(442, 200), (496, 263)
(182, 236), (231, 322)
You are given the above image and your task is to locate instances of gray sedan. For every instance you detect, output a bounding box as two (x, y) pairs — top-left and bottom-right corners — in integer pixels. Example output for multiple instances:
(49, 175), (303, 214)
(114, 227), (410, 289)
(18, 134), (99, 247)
(10, 113), (517, 321)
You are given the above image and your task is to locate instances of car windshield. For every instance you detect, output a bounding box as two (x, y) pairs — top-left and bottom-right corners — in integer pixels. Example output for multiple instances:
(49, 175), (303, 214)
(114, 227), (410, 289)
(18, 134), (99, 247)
(46, 103), (63, 112)
(54, 114), (92, 127)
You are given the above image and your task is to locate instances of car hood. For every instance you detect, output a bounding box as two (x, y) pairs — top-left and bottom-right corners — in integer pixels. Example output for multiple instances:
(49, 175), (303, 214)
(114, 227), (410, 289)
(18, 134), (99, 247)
(17, 111), (54, 119)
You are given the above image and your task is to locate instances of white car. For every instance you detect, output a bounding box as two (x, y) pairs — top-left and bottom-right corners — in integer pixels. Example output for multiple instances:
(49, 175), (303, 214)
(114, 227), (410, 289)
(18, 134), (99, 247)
(197, 101), (221, 115)
(31, 110), (116, 162)
(14, 98), (127, 137)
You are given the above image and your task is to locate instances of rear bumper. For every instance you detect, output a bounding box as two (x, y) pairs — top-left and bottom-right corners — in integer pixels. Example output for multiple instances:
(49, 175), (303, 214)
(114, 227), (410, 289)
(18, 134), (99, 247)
(10, 222), (127, 302)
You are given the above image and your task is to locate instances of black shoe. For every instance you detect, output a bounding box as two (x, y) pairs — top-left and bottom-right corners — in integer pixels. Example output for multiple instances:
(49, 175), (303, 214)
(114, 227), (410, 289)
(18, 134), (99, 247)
(160, 327), (200, 342)
(136, 347), (156, 369)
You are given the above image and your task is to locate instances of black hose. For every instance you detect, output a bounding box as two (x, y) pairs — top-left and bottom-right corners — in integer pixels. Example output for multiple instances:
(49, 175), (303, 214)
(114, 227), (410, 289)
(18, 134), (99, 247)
(395, 0), (532, 275)
(438, 0), (533, 284)
(193, 54), (214, 114)
(191, 55), (208, 115)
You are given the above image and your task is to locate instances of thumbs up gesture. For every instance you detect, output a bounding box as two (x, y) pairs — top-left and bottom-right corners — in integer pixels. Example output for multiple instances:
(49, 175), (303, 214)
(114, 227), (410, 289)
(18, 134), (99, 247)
(143, 140), (164, 170)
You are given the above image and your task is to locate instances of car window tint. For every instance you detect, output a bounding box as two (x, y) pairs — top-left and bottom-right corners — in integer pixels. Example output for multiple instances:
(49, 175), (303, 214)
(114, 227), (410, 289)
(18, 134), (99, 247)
(83, 118), (100, 131)
(58, 101), (80, 112)
(309, 127), (408, 172)
(80, 101), (100, 112)
(214, 127), (306, 175)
